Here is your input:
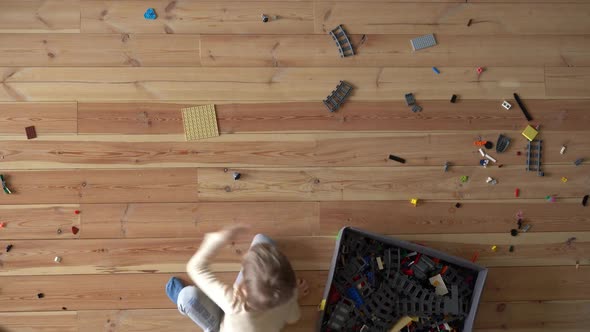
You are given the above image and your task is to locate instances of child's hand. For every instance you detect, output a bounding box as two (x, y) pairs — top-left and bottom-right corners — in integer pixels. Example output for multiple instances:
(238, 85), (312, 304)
(297, 278), (309, 299)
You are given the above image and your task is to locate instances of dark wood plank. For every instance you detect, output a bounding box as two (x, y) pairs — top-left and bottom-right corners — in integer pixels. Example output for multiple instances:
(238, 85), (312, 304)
(0, 311), (78, 332)
(319, 200), (590, 235)
(78, 100), (590, 134)
(0, 34), (199, 67)
(0, 102), (77, 134)
(197, 166), (590, 201)
(0, 169), (198, 204)
(0, 205), (80, 240)
(80, 202), (319, 238)
(201, 35), (590, 67)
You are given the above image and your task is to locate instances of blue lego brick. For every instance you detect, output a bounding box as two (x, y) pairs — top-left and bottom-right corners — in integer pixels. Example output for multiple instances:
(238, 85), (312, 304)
(346, 287), (364, 308)
(144, 8), (157, 20)
(411, 34), (437, 51)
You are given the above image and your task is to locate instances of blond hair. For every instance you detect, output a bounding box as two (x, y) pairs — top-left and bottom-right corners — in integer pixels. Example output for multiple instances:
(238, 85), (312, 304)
(238, 243), (296, 312)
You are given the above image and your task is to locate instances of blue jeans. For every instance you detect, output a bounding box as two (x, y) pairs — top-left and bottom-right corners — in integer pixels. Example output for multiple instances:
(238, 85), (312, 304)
(177, 234), (275, 332)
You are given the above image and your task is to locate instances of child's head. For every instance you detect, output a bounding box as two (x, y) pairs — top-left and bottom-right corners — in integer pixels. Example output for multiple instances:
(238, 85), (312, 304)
(239, 243), (296, 311)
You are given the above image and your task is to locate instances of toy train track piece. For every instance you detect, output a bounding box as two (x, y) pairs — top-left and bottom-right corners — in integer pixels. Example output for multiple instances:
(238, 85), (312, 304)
(323, 81), (353, 112)
(329, 25), (355, 58)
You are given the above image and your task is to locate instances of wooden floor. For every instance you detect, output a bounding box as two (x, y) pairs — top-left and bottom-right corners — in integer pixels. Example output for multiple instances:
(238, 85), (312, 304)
(0, 0), (589, 331)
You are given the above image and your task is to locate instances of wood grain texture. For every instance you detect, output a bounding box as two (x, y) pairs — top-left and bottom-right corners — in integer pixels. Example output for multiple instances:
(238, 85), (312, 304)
(80, 202), (319, 238)
(0, 205), (80, 240)
(0, 271), (325, 312)
(314, 2), (590, 35)
(0, 102), (77, 135)
(78, 100), (590, 134)
(0, 67), (546, 101)
(319, 200), (590, 235)
(1, 131), (588, 168)
(0, 311), (78, 332)
(0, 169), (198, 204)
(546, 67), (590, 98)
(0, 0), (80, 33)
(475, 301), (590, 331)
(0, 34), (199, 67)
(81, 0), (314, 34)
(201, 34), (590, 67)
(197, 166), (590, 201)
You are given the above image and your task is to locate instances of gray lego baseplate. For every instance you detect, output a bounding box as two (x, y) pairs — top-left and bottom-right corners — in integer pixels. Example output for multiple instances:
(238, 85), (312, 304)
(411, 34), (437, 51)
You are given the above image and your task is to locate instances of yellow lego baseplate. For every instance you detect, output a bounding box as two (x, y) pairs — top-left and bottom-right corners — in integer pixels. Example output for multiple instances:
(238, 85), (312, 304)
(181, 104), (219, 141)
(521, 125), (538, 141)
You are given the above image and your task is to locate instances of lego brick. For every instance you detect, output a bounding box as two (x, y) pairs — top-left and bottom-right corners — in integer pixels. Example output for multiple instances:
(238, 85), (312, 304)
(25, 126), (37, 139)
(521, 125), (538, 141)
(410, 34), (437, 51)
(181, 104), (219, 141)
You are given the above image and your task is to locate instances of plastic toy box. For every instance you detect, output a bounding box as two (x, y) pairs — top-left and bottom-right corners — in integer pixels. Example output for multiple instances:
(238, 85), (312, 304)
(317, 227), (487, 332)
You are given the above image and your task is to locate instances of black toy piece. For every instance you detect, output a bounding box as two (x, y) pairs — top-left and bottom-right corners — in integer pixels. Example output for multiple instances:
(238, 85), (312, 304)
(323, 81), (353, 112)
(388, 154), (406, 164)
(513, 93), (533, 121)
(329, 25), (354, 58)
(233, 172), (241, 180)
(496, 134), (511, 153)
(583, 195), (589, 207)
(484, 141), (493, 149)
(450, 94), (457, 103)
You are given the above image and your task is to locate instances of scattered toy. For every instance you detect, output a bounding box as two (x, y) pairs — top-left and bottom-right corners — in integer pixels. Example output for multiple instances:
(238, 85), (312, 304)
(522, 224), (532, 232)
(404, 93), (416, 106)
(516, 151), (522, 156)
(574, 158), (584, 166)
(471, 251), (479, 262)
(74, 210), (81, 215)
(0, 222), (5, 228)
(261, 14), (269, 22)
(561, 177), (568, 183)
(455, 203), (461, 208)
(25, 126), (37, 139)
(478, 148), (485, 157)
(411, 104), (422, 113)
(71, 226), (79, 235)
(450, 94), (457, 103)
(37, 293), (44, 299)
(526, 139), (544, 176)
(583, 195), (589, 207)
(510, 229), (518, 237)
(428, 274), (449, 295)
(323, 81), (353, 112)
(565, 237), (577, 246)
(410, 33), (437, 51)
(143, 8), (157, 20)
(57, 228), (62, 235)
(181, 104), (219, 141)
(485, 177), (497, 185)
(432, 67), (440, 74)
(484, 141), (493, 149)
(509, 245), (514, 252)
(233, 172), (241, 180)
(443, 161), (450, 172)
(54, 256), (62, 263)
(545, 195), (556, 203)
(480, 159), (489, 167)
(6, 244), (13, 252)
(410, 198), (419, 207)
(576, 261), (580, 270)
(522, 125), (539, 141)
(389, 154), (406, 164)
(484, 153), (497, 163)
(329, 25), (354, 58)
(467, 19), (473, 27)
(1, 174), (12, 194)
(501, 101), (512, 110)
(491, 245), (497, 252)
(476, 67), (484, 79)
(513, 93), (533, 121)
(560, 145), (567, 155)
(496, 134), (510, 153)
(515, 188), (520, 197)
(460, 176), (469, 183)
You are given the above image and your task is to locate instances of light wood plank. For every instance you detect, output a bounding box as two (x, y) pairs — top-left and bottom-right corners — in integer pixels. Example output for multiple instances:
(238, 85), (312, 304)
(197, 166), (590, 201)
(0, 34), (199, 67)
(0, 0), (80, 33)
(0, 205), (80, 240)
(1, 233), (587, 276)
(0, 311), (78, 332)
(0, 169), (198, 204)
(475, 301), (590, 331)
(0, 271), (324, 312)
(81, 0), (313, 34)
(80, 202), (319, 238)
(314, 2), (590, 35)
(0, 102), (77, 134)
(546, 67), (590, 98)
(78, 100), (590, 133)
(0, 67), (546, 101)
(319, 200), (590, 235)
(0, 131), (587, 169)
(201, 35), (590, 67)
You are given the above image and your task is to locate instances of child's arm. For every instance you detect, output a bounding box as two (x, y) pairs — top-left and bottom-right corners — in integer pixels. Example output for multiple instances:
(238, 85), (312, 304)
(186, 228), (244, 313)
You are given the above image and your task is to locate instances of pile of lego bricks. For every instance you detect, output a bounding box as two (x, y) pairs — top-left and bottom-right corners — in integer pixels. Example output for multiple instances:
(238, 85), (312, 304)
(320, 232), (476, 332)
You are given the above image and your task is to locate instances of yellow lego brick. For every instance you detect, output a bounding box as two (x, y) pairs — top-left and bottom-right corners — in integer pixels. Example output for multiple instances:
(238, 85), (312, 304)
(181, 104), (219, 141)
(410, 198), (419, 206)
(521, 125), (538, 141)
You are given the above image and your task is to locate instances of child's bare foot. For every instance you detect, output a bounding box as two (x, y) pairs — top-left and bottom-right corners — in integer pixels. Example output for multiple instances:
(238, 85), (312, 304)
(297, 278), (309, 298)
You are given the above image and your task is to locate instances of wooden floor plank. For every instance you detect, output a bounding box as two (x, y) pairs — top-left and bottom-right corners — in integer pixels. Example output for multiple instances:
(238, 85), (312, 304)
(319, 200), (590, 235)
(314, 2), (590, 35)
(201, 35), (590, 67)
(77, 100), (590, 134)
(0, 169), (198, 204)
(0, 34), (200, 67)
(1, 233), (586, 276)
(0, 67), (546, 101)
(80, 202), (319, 238)
(0, 131), (588, 168)
(81, 0), (314, 34)
(0, 267), (586, 312)
(546, 67), (590, 98)
(475, 301), (590, 331)
(0, 311), (78, 332)
(0, 0), (80, 33)
(197, 166), (590, 201)
(0, 102), (77, 135)
(0, 205), (80, 240)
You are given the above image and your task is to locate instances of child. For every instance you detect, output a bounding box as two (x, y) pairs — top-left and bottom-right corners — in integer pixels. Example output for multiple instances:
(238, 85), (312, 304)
(166, 226), (309, 332)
